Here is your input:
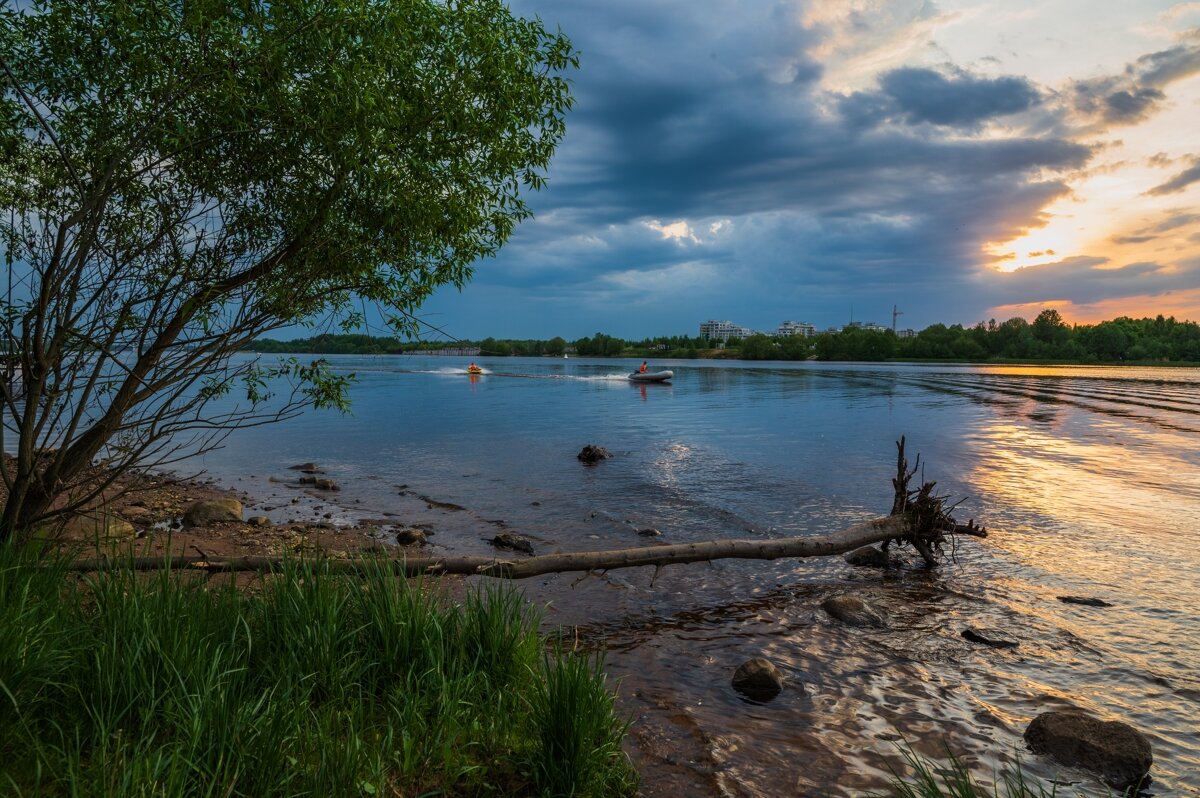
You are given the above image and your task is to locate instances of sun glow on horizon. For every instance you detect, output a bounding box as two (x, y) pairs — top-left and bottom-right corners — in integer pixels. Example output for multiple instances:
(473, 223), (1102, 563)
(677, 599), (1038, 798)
(985, 205), (1088, 272)
(985, 104), (1200, 279)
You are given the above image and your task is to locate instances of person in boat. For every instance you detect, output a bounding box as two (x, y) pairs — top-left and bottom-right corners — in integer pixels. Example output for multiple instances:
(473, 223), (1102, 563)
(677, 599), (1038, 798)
(469, 362), (478, 370)
(639, 361), (648, 373)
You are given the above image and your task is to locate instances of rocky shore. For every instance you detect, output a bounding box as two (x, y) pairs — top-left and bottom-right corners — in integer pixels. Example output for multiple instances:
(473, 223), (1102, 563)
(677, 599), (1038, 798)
(21, 462), (428, 569)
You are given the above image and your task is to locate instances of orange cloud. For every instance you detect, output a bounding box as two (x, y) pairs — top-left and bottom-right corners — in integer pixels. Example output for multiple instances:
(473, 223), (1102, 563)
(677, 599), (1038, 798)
(987, 287), (1200, 324)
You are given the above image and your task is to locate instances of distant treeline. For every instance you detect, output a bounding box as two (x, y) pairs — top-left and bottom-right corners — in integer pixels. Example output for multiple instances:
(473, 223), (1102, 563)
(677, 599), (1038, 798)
(804, 311), (1200, 363)
(249, 332), (711, 358)
(248, 312), (1200, 363)
(249, 334), (405, 354)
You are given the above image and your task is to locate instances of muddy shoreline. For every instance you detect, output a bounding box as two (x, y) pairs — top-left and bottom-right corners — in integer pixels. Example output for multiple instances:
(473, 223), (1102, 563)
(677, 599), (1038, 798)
(30, 463), (429, 566)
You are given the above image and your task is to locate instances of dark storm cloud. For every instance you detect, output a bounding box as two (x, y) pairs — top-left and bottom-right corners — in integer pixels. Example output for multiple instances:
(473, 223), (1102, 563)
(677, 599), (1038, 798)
(1071, 39), (1200, 125)
(1146, 157), (1200, 196)
(545, 67), (1089, 224)
(841, 67), (1041, 130)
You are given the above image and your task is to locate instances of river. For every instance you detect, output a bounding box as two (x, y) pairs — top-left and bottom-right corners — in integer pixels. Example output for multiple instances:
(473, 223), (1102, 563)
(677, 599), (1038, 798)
(197, 356), (1200, 796)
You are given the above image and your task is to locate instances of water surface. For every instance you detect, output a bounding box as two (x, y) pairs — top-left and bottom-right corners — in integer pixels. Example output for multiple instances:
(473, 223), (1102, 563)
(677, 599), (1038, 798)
(200, 356), (1200, 795)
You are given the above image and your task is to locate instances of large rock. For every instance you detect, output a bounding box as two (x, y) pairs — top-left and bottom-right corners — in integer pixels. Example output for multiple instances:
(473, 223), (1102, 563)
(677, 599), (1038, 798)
(490, 532), (534, 554)
(1024, 711), (1152, 790)
(822, 595), (887, 628)
(182, 498), (243, 527)
(395, 528), (427, 546)
(731, 658), (785, 702)
(843, 545), (894, 567)
(961, 626), (1019, 648)
(1057, 595), (1113, 607)
(57, 513), (136, 540)
(577, 444), (612, 464)
(298, 476), (340, 490)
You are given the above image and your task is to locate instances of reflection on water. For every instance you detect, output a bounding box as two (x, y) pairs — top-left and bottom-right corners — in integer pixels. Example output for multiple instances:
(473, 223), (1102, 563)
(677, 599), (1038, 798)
(199, 358), (1200, 795)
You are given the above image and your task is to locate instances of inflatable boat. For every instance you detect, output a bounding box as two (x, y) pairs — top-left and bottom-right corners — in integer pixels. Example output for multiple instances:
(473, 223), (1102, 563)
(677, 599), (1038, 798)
(467, 366), (483, 375)
(628, 370), (673, 383)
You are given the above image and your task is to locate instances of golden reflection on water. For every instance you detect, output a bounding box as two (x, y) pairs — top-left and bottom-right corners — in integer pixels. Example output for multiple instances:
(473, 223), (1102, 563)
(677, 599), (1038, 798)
(621, 365), (1200, 796)
(973, 363), (1200, 380)
(972, 421), (1195, 517)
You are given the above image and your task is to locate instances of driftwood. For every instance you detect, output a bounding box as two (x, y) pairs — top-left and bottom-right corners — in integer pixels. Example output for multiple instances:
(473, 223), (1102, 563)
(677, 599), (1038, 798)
(884, 435), (985, 565)
(64, 438), (986, 579)
(66, 515), (915, 578)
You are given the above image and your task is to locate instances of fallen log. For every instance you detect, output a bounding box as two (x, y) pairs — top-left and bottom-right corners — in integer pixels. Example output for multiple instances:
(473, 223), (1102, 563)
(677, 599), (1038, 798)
(64, 514), (984, 579)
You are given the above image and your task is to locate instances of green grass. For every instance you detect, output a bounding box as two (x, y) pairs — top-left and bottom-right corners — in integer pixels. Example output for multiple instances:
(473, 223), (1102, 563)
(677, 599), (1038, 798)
(879, 742), (1139, 798)
(880, 744), (1063, 798)
(0, 545), (637, 797)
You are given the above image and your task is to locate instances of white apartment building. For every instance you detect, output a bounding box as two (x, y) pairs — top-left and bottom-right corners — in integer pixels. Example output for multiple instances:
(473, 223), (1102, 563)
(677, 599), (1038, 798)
(776, 320), (816, 338)
(700, 320), (754, 341)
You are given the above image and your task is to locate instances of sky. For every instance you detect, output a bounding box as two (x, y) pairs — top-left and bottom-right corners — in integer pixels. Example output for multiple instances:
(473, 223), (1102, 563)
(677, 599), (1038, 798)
(414, 0), (1200, 341)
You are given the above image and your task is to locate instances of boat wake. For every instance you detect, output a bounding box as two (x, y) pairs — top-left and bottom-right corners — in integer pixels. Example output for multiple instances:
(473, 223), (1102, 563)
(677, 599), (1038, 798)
(409, 366), (490, 375)
(572, 373), (638, 382)
(385, 368), (651, 382)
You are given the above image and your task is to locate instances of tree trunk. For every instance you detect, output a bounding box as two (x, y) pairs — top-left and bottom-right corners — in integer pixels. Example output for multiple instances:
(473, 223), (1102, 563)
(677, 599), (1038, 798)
(63, 513), (987, 578)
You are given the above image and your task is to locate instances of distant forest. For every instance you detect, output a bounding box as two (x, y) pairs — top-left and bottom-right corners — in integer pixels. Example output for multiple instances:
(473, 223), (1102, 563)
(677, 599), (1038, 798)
(248, 311), (1200, 364)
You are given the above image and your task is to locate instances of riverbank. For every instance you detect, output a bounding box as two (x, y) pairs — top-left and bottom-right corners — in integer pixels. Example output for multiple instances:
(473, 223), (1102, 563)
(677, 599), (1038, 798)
(245, 341), (1200, 367)
(10, 462), (423, 566)
(2, 460), (647, 795)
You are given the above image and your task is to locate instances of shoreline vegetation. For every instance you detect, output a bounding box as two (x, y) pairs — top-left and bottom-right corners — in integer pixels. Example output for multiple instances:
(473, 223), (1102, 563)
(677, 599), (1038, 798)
(0, 545), (637, 797)
(247, 311), (1200, 366)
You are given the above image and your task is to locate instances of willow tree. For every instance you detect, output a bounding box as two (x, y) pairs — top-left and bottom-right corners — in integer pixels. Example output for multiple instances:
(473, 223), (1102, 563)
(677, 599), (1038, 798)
(0, 0), (576, 540)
